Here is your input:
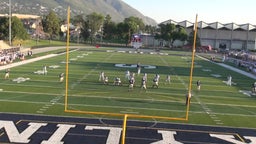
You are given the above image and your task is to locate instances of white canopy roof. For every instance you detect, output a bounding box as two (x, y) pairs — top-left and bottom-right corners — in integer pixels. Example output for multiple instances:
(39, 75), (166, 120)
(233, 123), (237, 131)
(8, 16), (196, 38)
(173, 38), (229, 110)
(161, 19), (256, 31)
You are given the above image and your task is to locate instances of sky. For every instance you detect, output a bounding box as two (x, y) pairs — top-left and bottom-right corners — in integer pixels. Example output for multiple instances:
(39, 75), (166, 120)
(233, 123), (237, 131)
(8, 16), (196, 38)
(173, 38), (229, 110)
(122, 0), (256, 24)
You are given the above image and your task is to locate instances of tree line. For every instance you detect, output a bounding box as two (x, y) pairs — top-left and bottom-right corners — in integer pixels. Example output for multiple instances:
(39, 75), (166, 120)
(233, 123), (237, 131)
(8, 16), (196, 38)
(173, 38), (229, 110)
(0, 10), (199, 47)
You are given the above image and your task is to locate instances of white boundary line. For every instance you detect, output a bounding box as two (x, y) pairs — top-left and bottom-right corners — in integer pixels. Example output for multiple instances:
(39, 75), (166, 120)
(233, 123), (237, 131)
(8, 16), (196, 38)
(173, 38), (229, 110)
(0, 54), (57, 71)
(196, 55), (256, 80)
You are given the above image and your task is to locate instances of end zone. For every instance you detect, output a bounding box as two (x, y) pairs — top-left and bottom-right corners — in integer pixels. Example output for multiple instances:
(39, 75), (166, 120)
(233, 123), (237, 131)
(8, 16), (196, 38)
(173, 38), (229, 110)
(0, 113), (255, 144)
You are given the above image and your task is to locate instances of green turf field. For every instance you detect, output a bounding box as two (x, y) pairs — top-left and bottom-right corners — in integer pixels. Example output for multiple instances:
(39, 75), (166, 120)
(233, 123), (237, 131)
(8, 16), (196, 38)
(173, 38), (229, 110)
(0, 47), (256, 128)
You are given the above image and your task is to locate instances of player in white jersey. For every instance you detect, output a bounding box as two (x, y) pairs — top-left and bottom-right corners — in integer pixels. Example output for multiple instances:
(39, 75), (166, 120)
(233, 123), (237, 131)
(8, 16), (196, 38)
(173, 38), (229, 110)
(165, 74), (171, 84)
(196, 80), (201, 91)
(59, 73), (64, 82)
(141, 77), (147, 90)
(137, 62), (141, 75)
(42, 65), (47, 75)
(99, 71), (105, 82)
(114, 77), (122, 86)
(4, 69), (10, 79)
(142, 73), (147, 82)
(227, 75), (232, 86)
(125, 70), (130, 81)
(185, 92), (192, 106)
(104, 76), (109, 85)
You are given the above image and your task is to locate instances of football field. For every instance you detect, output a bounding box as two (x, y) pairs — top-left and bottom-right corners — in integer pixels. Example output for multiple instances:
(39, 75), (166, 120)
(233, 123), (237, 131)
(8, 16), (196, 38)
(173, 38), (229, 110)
(0, 47), (256, 128)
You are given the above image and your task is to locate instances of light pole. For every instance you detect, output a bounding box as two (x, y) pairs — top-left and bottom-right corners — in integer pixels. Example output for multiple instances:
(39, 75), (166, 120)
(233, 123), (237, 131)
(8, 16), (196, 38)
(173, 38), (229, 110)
(9, 0), (12, 46)
(100, 26), (103, 43)
(88, 29), (92, 44)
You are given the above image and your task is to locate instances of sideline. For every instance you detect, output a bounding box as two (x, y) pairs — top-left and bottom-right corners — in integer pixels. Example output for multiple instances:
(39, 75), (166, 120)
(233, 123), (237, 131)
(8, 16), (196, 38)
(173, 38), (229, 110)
(0, 47), (79, 71)
(197, 55), (256, 80)
(0, 54), (58, 71)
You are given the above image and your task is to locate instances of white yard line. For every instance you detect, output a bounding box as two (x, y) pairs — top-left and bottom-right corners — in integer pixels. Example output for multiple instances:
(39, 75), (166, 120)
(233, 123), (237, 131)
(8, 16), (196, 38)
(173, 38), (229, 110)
(0, 54), (58, 71)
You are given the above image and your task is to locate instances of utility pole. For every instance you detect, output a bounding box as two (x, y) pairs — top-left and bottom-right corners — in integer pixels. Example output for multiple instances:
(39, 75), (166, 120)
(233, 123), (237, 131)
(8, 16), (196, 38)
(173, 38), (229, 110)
(9, 0), (12, 46)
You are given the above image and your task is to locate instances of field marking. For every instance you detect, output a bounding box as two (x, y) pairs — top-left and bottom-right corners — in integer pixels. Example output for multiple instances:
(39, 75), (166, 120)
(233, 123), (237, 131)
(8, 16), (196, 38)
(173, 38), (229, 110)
(195, 94), (252, 100)
(196, 55), (256, 80)
(157, 55), (188, 89)
(1, 97), (256, 118)
(227, 104), (256, 115)
(68, 103), (186, 113)
(152, 55), (224, 124)
(239, 90), (253, 97)
(68, 93), (256, 108)
(196, 54), (256, 125)
(0, 78), (66, 87)
(69, 94), (184, 105)
(0, 99), (57, 105)
(36, 77), (65, 114)
(120, 111), (139, 114)
(0, 93), (34, 101)
(1, 48), (255, 128)
(180, 55), (225, 124)
(0, 90), (61, 96)
(0, 54), (58, 71)
(69, 52), (115, 90)
(84, 89), (185, 97)
(67, 102), (256, 117)
(69, 52), (95, 89)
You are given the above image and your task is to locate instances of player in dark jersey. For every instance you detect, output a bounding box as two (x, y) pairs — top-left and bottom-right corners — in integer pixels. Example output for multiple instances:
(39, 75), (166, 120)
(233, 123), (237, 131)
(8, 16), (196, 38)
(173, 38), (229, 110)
(251, 82), (256, 93)
(114, 77), (122, 86)
(152, 74), (160, 88)
(129, 77), (135, 91)
(196, 80), (201, 91)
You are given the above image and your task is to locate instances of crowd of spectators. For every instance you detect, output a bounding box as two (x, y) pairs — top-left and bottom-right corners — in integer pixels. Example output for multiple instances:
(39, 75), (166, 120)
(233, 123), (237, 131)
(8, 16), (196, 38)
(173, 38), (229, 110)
(0, 47), (24, 65)
(223, 50), (256, 74)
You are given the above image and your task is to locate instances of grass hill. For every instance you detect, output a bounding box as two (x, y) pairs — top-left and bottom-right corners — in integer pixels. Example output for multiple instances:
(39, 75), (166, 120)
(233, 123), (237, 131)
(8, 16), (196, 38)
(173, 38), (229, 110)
(0, 0), (157, 25)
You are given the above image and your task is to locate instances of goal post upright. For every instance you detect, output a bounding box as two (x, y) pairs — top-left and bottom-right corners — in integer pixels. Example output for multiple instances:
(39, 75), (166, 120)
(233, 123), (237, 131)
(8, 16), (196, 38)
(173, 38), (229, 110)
(64, 6), (70, 111)
(186, 14), (198, 120)
(121, 114), (128, 144)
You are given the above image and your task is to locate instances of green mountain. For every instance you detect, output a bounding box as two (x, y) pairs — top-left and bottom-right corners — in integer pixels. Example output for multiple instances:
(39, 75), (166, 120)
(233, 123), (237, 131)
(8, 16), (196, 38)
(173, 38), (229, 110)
(0, 0), (157, 25)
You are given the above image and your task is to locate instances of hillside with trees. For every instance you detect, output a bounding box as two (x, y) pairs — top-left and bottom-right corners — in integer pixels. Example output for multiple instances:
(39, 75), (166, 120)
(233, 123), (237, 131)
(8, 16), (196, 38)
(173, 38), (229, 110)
(0, 0), (157, 26)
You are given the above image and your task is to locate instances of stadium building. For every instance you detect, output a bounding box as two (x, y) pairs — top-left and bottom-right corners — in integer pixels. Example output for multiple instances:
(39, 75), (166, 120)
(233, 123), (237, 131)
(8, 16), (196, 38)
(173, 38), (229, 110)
(161, 19), (256, 50)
